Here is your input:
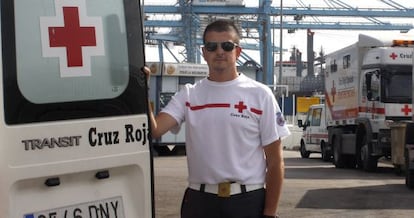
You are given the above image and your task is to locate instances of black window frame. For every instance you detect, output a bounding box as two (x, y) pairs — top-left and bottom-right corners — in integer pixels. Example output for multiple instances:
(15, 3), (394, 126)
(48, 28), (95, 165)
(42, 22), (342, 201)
(1, 0), (148, 125)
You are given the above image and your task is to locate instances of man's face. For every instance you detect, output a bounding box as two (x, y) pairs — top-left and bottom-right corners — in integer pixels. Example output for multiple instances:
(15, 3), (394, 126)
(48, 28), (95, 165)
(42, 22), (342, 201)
(202, 30), (241, 72)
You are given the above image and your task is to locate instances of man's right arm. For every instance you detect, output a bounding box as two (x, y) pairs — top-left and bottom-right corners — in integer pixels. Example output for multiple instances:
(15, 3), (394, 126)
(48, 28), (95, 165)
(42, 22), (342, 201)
(148, 102), (179, 139)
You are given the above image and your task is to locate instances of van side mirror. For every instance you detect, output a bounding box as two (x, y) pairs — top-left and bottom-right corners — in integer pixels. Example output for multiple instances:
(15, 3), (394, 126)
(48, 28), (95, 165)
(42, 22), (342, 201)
(298, 120), (303, 127)
(298, 119), (309, 130)
(365, 73), (372, 100)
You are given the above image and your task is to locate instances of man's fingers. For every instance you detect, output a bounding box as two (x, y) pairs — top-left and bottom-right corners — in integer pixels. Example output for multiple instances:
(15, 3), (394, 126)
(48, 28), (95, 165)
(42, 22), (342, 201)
(141, 66), (151, 80)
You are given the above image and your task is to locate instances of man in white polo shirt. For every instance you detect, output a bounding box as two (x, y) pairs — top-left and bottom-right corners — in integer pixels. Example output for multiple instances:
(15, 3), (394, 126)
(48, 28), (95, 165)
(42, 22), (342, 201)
(146, 19), (290, 218)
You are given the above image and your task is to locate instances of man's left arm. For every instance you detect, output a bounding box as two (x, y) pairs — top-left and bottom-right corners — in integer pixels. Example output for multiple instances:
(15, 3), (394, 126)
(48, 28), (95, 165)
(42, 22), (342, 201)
(262, 139), (284, 217)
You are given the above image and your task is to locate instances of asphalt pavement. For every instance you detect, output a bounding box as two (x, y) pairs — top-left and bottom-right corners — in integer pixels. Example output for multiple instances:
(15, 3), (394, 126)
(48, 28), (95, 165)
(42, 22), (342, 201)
(154, 150), (414, 218)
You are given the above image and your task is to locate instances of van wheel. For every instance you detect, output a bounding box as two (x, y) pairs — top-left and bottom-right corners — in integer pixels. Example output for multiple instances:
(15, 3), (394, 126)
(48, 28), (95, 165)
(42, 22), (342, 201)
(360, 144), (378, 172)
(300, 141), (310, 158)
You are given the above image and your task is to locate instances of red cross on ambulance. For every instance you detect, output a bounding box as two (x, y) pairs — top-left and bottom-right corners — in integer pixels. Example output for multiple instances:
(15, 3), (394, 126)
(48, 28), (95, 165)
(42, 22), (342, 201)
(40, 0), (104, 77)
(401, 104), (412, 116)
(389, 52), (398, 60)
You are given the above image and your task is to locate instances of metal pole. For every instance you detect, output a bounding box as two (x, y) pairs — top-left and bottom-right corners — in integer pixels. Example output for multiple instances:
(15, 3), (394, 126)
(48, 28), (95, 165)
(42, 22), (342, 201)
(278, 0), (283, 85)
(293, 93), (296, 125)
(272, 15), (276, 91)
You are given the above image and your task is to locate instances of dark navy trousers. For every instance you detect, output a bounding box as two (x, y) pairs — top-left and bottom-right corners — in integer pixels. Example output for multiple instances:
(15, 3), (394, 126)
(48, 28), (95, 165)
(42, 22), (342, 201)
(181, 187), (266, 218)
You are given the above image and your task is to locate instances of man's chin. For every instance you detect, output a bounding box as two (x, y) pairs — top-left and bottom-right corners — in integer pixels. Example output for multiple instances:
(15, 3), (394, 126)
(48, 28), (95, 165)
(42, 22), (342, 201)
(212, 67), (226, 73)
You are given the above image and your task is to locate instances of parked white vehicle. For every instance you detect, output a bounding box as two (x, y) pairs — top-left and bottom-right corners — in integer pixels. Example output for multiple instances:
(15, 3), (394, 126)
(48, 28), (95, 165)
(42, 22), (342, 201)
(298, 104), (331, 161)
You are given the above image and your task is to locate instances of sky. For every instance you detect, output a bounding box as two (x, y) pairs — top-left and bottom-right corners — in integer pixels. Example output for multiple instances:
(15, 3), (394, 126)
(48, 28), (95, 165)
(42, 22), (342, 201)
(143, 0), (414, 63)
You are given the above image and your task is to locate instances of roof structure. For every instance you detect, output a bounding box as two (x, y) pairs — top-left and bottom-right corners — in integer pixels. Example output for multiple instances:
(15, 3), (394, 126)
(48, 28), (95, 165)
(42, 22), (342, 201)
(143, 0), (414, 85)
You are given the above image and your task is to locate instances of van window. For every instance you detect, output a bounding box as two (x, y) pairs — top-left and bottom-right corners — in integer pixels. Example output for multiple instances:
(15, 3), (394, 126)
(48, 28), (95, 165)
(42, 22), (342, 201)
(310, 108), (322, 126)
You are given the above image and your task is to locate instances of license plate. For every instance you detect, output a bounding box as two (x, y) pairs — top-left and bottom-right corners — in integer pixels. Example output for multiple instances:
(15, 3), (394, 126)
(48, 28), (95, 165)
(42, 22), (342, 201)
(24, 196), (125, 218)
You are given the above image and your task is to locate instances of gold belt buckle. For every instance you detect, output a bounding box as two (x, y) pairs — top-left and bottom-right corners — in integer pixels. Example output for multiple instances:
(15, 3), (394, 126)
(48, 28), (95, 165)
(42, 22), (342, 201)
(218, 182), (231, 197)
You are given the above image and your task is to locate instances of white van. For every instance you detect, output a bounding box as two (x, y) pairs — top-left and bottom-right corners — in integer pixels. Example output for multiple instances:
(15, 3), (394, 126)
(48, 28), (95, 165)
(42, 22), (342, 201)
(298, 104), (331, 161)
(0, 0), (154, 217)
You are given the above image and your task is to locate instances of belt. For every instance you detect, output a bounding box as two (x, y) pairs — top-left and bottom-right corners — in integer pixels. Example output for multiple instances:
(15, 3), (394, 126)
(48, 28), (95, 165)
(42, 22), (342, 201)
(189, 182), (264, 197)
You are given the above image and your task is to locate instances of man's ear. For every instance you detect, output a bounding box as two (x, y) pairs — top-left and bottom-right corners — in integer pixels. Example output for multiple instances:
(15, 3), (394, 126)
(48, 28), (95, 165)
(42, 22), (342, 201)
(236, 46), (242, 58)
(201, 47), (206, 58)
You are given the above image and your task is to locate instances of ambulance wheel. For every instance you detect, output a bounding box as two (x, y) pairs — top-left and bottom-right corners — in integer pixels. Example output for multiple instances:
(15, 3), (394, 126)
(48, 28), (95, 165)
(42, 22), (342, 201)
(406, 170), (414, 189)
(333, 131), (345, 168)
(360, 144), (378, 172)
(405, 143), (414, 189)
(321, 141), (331, 162)
(405, 123), (414, 189)
(300, 141), (310, 158)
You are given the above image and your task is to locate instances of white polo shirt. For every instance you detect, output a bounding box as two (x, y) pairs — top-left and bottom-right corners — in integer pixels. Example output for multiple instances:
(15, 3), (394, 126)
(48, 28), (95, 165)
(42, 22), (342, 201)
(161, 74), (290, 184)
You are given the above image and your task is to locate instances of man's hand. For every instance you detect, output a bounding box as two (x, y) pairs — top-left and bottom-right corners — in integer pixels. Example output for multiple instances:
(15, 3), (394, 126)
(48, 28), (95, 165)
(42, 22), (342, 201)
(141, 66), (151, 87)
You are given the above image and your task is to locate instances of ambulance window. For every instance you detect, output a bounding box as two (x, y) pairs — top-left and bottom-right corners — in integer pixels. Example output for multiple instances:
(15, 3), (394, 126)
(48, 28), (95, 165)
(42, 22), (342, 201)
(178, 77), (195, 91)
(343, 55), (350, 69)
(14, 0), (129, 103)
(179, 77), (195, 85)
(330, 60), (337, 73)
(159, 92), (175, 109)
(382, 72), (412, 102)
(370, 72), (380, 100)
(2, 0), (147, 124)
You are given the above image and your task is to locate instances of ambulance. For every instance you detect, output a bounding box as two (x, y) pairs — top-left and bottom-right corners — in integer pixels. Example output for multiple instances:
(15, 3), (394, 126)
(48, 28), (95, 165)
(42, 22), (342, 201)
(324, 34), (412, 172)
(0, 0), (154, 217)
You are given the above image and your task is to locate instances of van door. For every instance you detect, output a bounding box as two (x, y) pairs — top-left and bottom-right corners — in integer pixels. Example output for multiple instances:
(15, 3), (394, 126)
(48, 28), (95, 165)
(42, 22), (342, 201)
(304, 107), (324, 152)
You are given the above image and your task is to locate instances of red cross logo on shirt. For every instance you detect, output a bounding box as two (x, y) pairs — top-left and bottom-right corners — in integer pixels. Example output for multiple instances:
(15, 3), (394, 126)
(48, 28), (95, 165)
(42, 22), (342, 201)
(234, 101), (247, 113)
(389, 52), (398, 60)
(401, 104), (412, 116)
(40, 0), (104, 77)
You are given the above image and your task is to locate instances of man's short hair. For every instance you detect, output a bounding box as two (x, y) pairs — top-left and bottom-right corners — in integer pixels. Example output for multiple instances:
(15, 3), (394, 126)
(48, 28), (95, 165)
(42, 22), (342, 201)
(203, 19), (241, 44)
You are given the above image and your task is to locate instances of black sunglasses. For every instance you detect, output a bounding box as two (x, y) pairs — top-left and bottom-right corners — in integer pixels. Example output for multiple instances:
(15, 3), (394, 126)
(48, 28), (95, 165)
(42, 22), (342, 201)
(204, 42), (238, 52)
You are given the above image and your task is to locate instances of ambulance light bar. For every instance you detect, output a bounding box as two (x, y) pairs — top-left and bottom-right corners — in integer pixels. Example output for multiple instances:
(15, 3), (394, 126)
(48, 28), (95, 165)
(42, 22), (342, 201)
(392, 40), (414, 47)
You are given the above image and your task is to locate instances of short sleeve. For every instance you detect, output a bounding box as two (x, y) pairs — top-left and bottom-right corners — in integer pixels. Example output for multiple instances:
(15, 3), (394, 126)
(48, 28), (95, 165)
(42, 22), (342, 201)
(160, 86), (188, 125)
(259, 88), (291, 146)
